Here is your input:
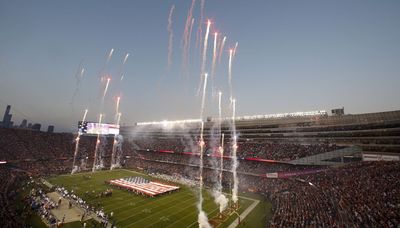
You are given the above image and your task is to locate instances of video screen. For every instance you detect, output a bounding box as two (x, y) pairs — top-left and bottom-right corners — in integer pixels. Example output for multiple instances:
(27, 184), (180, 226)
(78, 121), (119, 135)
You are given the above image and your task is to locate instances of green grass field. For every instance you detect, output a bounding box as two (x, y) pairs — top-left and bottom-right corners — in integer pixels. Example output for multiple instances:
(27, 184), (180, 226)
(47, 169), (271, 228)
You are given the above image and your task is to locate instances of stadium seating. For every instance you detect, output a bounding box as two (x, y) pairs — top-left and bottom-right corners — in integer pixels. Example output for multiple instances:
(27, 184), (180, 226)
(0, 110), (399, 227)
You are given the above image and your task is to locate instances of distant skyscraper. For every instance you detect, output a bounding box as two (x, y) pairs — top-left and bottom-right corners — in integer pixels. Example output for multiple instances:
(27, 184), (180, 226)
(28, 123), (32, 128)
(32, 123), (41, 131)
(2, 105), (12, 128)
(47, 125), (54, 133)
(20, 119), (27, 128)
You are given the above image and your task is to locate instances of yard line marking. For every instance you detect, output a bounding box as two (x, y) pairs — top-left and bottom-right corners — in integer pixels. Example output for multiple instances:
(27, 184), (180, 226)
(140, 199), (209, 228)
(118, 194), (195, 225)
(168, 203), (219, 228)
(227, 198), (260, 228)
(114, 193), (193, 218)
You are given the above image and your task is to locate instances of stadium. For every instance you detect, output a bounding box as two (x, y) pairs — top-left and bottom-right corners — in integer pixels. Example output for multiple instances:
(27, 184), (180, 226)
(1, 1), (400, 228)
(1, 109), (399, 227)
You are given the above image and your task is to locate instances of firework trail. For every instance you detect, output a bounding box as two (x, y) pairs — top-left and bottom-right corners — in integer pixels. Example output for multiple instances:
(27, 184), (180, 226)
(211, 32), (218, 94)
(218, 36), (226, 63)
(70, 61), (85, 108)
(71, 109), (88, 174)
(210, 91), (228, 213)
(231, 98), (239, 204)
(198, 73), (211, 228)
(107, 48), (114, 62)
(81, 109), (88, 129)
(211, 131), (228, 214)
(219, 133), (224, 191)
(118, 53), (130, 81)
(218, 91), (223, 160)
(197, 20), (211, 95)
(103, 77), (111, 100)
(92, 113), (103, 172)
(218, 92), (223, 184)
(196, 0), (205, 50)
(111, 134), (124, 170)
(218, 91), (222, 123)
(200, 73), (208, 119)
(97, 49), (113, 83)
(233, 42), (239, 58)
(182, 0), (196, 75)
(115, 96), (121, 115)
(228, 49), (233, 101)
(167, 5), (175, 70)
(123, 53), (130, 65)
(188, 18), (195, 65)
(110, 112), (122, 170)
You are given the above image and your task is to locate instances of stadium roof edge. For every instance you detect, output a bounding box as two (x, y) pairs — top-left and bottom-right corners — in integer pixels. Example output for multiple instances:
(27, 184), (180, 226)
(134, 110), (328, 126)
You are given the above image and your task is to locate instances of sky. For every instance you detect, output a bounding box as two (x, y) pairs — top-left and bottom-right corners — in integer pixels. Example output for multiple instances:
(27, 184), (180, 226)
(0, 0), (399, 132)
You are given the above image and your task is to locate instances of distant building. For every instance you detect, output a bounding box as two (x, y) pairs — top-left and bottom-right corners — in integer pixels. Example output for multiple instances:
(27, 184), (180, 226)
(2, 105), (13, 128)
(20, 119), (27, 128)
(47, 125), (54, 133)
(332, 107), (345, 116)
(28, 123), (32, 128)
(32, 123), (41, 131)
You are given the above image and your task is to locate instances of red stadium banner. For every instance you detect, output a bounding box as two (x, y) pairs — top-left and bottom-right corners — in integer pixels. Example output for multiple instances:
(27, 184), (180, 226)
(245, 157), (277, 163)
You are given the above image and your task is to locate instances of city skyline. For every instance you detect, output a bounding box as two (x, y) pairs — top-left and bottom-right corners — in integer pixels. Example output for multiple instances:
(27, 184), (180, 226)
(1, 0), (400, 132)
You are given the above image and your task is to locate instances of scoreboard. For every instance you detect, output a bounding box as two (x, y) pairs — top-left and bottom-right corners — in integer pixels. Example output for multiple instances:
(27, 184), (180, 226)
(78, 121), (119, 135)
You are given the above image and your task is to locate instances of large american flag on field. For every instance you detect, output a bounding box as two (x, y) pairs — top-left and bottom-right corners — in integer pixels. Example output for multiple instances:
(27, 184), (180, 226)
(108, 177), (179, 197)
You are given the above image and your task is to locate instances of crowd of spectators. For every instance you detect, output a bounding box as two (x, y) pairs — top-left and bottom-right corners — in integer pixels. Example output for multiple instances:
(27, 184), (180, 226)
(0, 128), (77, 176)
(0, 126), (399, 227)
(128, 157), (400, 227)
(125, 138), (343, 161)
(133, 137), (187, 152)
(124, 147), (321, 176)
(237, 142), (342, 161)
(0, 128), (114, 226)
(262, 161), (400, 227)
(0, 127), (119, 177)
(0, 166), (28, 228)
(305, 162), (399, 227)
(27, 187), (58, 226)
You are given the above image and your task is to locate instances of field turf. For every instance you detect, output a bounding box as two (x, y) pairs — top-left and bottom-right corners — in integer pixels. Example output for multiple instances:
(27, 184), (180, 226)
(47, 169), (271, 228)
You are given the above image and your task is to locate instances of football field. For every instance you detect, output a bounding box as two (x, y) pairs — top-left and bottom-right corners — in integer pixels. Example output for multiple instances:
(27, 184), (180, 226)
(47, 169), (271, 228)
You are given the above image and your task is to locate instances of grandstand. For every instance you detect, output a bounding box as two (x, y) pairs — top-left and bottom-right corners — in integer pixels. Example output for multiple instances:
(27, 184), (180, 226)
(121, 110), (400, 164)
(0, 109), (399, 227)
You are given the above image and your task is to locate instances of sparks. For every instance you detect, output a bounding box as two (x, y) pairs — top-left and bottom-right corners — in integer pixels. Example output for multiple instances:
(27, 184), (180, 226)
(107, 48), (114, 62)
(103, 78), (111, 99)
(228, 49), (233, 100)
(167, 5), (175, 69)
(182, 0), (196, 75)
(115, 96), (121, 115)
(92, 113), (103, 172)
(198, 20), (211, 95)
(230, 98), (239, 203)
(123, 53), (130, 65)
(82, 109), (88, 123)
(233, 42), (239, 58)
(217, 36), (226, 64)
(211, 32), (218, 93)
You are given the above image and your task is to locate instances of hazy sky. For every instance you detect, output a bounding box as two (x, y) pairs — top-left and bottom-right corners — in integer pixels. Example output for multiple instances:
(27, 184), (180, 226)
(1, 0), (399, 132)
